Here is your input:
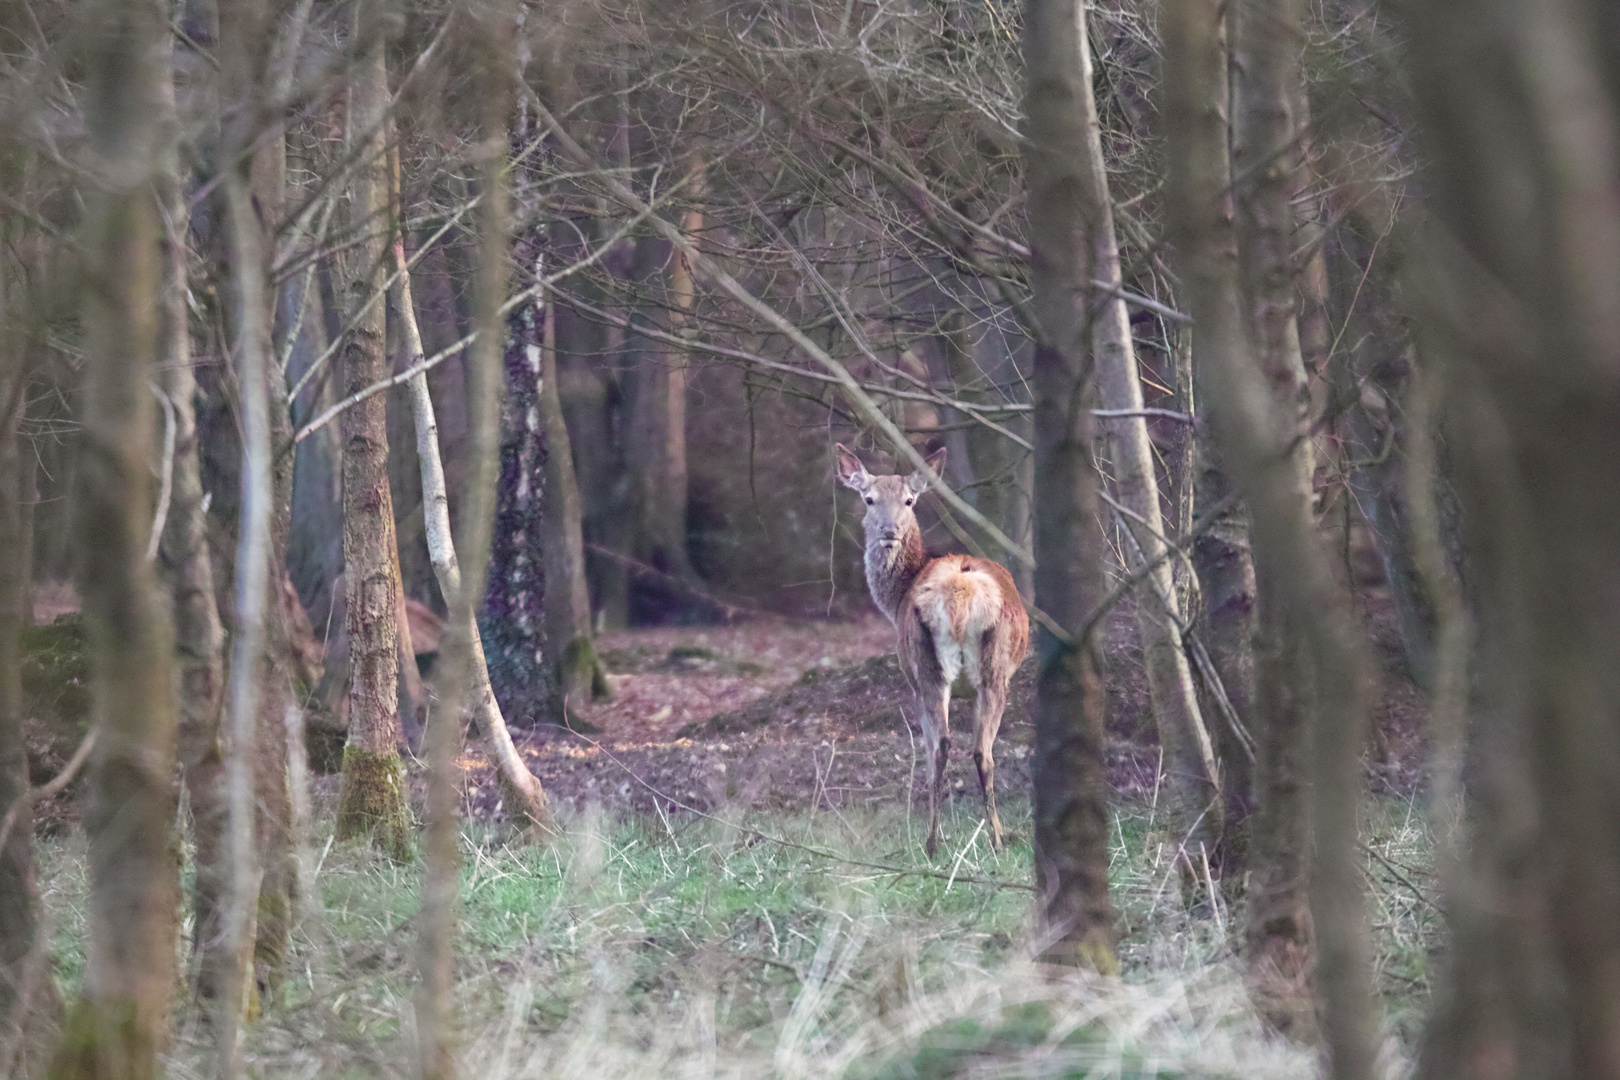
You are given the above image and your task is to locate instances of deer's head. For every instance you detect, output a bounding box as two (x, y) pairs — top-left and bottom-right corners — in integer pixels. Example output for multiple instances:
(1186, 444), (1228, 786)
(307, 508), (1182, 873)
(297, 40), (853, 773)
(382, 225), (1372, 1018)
(835, 443), (946, 549)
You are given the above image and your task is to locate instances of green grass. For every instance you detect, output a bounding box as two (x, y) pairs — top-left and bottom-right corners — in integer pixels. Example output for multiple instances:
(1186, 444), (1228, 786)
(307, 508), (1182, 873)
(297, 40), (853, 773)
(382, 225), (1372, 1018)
(32, 793), (1439, 1078)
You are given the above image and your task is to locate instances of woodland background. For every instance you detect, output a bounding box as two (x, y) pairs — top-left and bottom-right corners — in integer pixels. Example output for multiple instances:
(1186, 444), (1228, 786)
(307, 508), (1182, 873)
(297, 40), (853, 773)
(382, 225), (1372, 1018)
(0, 0), (1617, 1078)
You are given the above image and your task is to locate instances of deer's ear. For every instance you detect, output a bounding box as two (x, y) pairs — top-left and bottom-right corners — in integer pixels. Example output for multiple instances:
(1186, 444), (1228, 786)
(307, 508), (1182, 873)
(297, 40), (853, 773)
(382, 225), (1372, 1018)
(907, 446), (947, 494)
(835, 443), (872, 492)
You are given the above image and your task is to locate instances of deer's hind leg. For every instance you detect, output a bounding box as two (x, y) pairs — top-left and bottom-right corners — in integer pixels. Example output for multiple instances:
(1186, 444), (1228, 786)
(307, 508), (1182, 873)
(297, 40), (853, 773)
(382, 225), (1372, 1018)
(919, 680), (952, 857)
(972, 682), (1008, 852)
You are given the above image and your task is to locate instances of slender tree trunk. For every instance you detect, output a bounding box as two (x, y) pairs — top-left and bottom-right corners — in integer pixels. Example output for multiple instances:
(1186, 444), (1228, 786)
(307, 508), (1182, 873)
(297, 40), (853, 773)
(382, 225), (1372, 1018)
(334, 14), (410, 860)
(1160, 0), (1261, 879)
(1023, 0), (1117, 974)
(538, 285), (608, 707)
(153, 28), (229, 1008)
(1231, 0), (1333, 1038)
(1167, 0), (1379, 1071)
(1405, 2), (1620, 1077)
(418, 10), (531, 1075)
(0, 251), (56, 1075)
(393, 216), (553, 833)
(247, 4), (303, 997)
(48, 4), (180, 1075)
(1083, 66), (1222, 865)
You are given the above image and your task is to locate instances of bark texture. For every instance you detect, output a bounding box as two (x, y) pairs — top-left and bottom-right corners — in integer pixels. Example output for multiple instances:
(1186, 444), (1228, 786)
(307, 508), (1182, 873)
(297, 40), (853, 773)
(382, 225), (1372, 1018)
(1023, 0), (1117, 973)
(49, 4), (181, 1075)
(1231, 0), (1320, 1037)
(538, 288), (608, 708)
(334, 20), (410, 860)
(1167, 0), (1379, 1073)
(153, 38), (228, 1008)
(0, 259), (55, 1075)
(479, 299), (553, 724)
(1165, 0), (1259, 877)
(1083, 44), (1221, 862)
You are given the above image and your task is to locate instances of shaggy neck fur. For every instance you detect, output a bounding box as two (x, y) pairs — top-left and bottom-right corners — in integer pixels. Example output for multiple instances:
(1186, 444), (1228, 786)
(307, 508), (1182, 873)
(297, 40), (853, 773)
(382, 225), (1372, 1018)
(864, 521), (928, 623)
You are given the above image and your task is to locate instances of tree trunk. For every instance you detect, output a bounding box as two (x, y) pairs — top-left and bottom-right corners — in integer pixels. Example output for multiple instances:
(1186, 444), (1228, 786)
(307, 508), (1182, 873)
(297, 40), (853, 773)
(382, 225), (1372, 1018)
(478, 296), (553, 723)
(49, 4), (181, 1075)
(152, 30), (229, 1009)
(1082, 59), (1222, 865)
(393, 219), (554, 833)
(333, 17), (410, 861)
(1168, 0), (1379, 1071)
(1230, 0), (1325, 1038)
(1023, 0), (1117, 974)
(418, 12), (532, 1074)
(0, 251), (56, 1075)
(551, 213), (629, 629)
(1403, 2), (1620, 1077)
(539, 285), (608, 708)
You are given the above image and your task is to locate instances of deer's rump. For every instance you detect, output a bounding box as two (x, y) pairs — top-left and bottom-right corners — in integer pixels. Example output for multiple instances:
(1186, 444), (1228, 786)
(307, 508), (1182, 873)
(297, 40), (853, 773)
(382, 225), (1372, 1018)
(900, 556), (1028, 689)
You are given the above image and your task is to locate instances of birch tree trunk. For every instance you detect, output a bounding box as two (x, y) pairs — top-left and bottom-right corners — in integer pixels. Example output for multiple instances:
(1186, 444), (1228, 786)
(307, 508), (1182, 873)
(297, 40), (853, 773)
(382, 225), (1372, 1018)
(49, 3), (180, 1074)
(393, 233), (553, 832)
(1023, 0), (1117, 974)
(333, 13), (410, 860)
(479, 297), (552, 722)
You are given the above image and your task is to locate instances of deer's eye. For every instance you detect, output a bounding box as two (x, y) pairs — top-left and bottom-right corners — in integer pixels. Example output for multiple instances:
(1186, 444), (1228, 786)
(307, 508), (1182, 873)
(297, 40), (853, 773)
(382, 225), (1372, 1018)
(864, 496), (874, 505)
(904, 498), (914, 506)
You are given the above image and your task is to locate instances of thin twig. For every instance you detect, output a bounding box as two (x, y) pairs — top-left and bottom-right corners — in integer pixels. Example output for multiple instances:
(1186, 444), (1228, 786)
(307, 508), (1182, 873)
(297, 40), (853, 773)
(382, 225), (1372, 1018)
(146, 383), (177, 564)
(0, 726), (96, 855)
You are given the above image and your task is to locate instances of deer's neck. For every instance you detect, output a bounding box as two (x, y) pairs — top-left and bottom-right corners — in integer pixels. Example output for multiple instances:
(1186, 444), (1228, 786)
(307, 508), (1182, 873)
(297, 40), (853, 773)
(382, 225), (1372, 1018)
(864, 525), (927, 623)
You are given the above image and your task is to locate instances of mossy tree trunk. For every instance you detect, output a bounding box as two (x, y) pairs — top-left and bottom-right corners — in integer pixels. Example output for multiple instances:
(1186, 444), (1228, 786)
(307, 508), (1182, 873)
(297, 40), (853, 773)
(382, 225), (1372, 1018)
(1023, 0), (1118, 974)
(49, 3), (181, 1075)
(334, 13), (410, 861)
(538, 284), (609, 709)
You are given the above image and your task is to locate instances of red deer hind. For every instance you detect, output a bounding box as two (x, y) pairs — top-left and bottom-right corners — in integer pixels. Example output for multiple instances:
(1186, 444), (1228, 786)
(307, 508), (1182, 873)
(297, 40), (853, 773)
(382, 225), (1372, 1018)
(835, 443), (1030, 855)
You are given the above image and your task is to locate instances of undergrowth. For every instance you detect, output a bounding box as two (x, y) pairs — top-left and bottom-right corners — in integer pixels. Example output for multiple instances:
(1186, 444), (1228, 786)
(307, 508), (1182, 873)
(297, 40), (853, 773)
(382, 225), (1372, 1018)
(34, 792), (1437, 1078)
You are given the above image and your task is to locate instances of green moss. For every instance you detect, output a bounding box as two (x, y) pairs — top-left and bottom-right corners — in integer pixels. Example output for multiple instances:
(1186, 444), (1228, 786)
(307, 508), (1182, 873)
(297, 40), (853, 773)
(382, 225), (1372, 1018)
(21, 616), (92, 764)
(560, 635), (612, 701)
(47, 996), (156, 1080)
(334, 746), (413, 863)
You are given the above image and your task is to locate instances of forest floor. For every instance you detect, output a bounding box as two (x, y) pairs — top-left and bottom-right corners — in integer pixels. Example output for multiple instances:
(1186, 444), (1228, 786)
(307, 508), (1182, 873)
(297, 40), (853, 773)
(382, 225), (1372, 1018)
(458, 592), (1432, 831)
(29, 582), (1439, 1078)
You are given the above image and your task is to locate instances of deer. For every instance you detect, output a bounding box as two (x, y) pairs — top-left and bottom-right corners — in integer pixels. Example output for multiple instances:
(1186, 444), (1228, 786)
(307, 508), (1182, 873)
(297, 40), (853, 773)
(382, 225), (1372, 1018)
(835, 443), (1030, 856)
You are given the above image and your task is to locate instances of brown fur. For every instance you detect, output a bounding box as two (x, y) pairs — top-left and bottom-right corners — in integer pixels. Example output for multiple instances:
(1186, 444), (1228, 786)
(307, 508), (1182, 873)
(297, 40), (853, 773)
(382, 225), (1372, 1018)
(835, 444), (1030, 855)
